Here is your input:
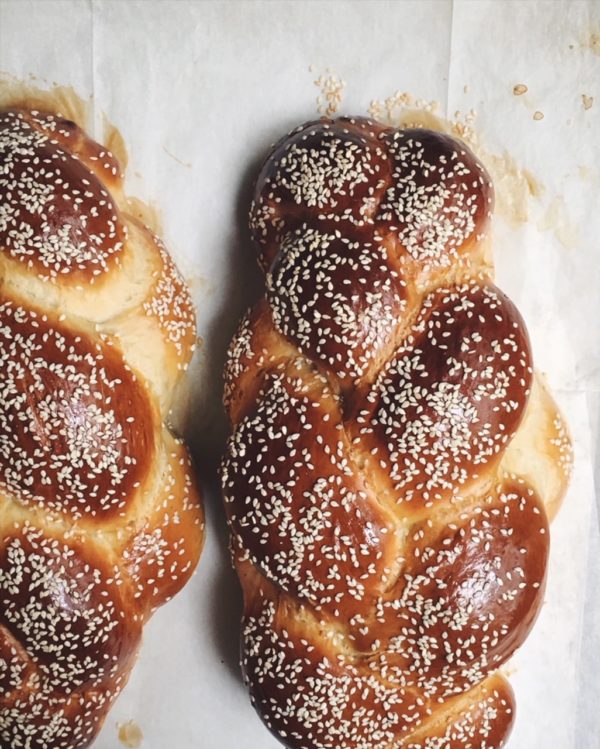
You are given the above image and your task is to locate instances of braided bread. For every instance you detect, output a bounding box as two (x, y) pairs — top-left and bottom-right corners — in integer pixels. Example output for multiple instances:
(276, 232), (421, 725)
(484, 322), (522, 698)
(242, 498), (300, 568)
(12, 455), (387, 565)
(0, 108), (204, 748)
(222, 117), (573, 748)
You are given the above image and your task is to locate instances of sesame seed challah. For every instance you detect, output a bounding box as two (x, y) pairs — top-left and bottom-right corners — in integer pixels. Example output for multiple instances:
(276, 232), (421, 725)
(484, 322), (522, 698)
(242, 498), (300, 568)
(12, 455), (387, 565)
(222, 117), (572, 749)
(0, 108), (204, 749)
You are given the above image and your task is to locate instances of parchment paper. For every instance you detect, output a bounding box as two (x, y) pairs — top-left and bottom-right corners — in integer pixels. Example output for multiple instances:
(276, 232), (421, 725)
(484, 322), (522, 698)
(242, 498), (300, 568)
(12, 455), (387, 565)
(0, 1), (598, 748)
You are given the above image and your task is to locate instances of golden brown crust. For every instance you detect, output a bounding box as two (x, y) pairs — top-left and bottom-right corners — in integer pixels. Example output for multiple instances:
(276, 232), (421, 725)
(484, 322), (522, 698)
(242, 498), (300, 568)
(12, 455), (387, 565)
(222, 117), (571, 748)
(349, 281), (533, 512)
(500, 373), (573, 522)
(0, 110), (125, 283)
(250, 118), (493, 278)
(121, 432), (204, 615)
(0, 108), (204, 748)
(0, 291), (157, 521)
(398, 674), (515, 748)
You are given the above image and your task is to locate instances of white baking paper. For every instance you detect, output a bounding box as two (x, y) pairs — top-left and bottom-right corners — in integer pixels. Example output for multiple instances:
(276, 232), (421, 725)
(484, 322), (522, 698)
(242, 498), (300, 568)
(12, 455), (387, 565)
(0, 1), (599, 748)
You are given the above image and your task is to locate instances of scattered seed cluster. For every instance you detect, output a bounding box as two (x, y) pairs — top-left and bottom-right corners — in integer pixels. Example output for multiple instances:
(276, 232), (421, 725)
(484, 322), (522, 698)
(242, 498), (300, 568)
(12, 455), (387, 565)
(223, 117), (562, 749)
(0, 109), (203, 748)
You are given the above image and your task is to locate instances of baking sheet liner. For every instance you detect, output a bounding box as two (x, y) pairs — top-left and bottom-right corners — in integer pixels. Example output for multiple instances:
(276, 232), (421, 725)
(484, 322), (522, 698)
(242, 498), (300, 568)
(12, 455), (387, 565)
(0, 1), (599, 746)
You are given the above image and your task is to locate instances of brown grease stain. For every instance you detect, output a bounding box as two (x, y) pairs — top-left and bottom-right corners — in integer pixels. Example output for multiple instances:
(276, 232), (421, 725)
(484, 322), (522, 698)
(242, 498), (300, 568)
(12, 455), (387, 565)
(186, 274), (213, 296)
(117, 720), (143, 748)
(578, 165), (590, 181)
(582, 94), (594, 111)
(0, 72), (90, 126)
(103, 113), (129, 171)
(581, 29), (600, 56)
(537, 196), (579, 250)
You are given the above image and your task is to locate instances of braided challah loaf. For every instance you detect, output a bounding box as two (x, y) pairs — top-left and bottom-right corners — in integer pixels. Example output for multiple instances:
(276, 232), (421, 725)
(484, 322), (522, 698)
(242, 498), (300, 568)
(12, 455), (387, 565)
(222, 117), (573, 748)
(0, 108), (204, 748)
